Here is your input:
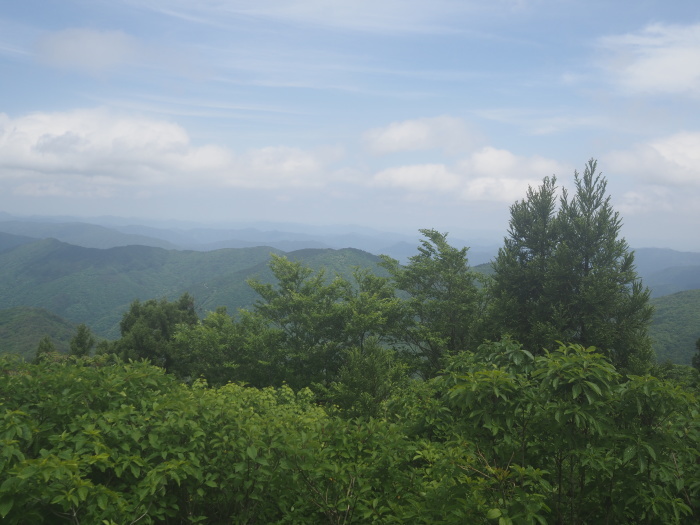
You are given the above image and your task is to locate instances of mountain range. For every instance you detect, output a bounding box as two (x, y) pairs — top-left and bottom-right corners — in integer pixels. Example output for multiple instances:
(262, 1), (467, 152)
(0, 214), (697, 364)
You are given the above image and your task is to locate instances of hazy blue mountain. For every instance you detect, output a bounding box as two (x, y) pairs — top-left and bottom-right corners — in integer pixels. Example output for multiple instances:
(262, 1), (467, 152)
(0, 214), (501, 264)
(0, 221), (178, 250)
(0, 232), (36, 253)
(644, 266), (700, 298)
(633, 248), (700, 275)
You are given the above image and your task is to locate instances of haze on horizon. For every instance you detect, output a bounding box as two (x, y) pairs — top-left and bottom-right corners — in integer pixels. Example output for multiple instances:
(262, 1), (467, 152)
(1, 1), (700, 251)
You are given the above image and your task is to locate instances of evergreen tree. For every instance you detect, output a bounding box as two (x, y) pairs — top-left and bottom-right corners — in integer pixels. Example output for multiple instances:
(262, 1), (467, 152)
(69, 324), (96, 357)
(489, 176), (560, 353)
(490, 160), (653, 372)
(33, 335), (57, 363)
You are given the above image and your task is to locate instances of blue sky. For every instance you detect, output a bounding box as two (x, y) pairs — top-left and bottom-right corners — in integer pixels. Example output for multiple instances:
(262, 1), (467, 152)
(1, 0), (700, 249)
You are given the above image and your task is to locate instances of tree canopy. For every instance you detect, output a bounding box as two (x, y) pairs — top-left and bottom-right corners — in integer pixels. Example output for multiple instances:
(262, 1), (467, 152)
(491, 160), (653, 372)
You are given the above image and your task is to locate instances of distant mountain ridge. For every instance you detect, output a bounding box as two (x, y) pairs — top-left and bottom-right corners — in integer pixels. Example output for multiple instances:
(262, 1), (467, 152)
(0, 221), (177, 250)
(0, 237), (383, 339)
(0, 216), (500, 265)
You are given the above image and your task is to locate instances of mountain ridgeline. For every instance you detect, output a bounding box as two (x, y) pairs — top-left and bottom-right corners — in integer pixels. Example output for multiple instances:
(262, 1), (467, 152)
(0, 236), (384, 338)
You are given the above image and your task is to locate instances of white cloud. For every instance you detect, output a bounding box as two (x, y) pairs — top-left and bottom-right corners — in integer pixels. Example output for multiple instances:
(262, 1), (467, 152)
(616, 187), (674, 216)
(236, 146), (325, 188)
(605, 132), (700, 187)
(373, 164), (460, 191)
(598, 23), (700, 96)
(35, 29), (142, 74)
(0, 109), (332, 196)
(371, 146), (566, 202)
(364, 116), (480, 154)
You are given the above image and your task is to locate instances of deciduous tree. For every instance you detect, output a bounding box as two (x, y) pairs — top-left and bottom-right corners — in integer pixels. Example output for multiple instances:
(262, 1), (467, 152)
(380, 229), (485, 377)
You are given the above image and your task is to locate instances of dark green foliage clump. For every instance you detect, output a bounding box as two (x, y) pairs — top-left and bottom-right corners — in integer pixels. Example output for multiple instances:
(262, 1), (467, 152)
(490, 160), (653, 372)
(1, 344), (698, 524)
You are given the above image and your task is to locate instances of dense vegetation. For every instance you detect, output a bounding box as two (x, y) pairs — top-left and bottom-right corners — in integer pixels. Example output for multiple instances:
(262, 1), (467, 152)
(650, 290), (700, 365)
(2, 342), (698, 524)
(2, 161), (700, 523)
(0, 307), (74, 359)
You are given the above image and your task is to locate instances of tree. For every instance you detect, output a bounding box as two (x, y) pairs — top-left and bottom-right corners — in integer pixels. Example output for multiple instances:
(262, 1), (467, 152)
(246, 254), (350, 388)
(112, 293), (198, 369)
(69, 324), (95, 357)
(692, 337), (700, 372)
(490, 160), (653, 372)
(328, 337), (409, 418)
(33, 335), (57, 363)
(380, 229), (485, 377)
(488, 176), (560, 352)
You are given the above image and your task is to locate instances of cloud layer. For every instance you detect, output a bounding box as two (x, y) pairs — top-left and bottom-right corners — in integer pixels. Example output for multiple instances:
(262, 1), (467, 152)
(0, 109), (335, 196)
(599, 23), (700, 96)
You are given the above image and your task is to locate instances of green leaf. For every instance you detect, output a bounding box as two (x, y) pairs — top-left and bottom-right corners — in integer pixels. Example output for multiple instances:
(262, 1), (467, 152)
(0, 498), (13, 518)
(572, 384), (581, 399)
(246, 446), (258, 460)
(487, 508), (502, 519)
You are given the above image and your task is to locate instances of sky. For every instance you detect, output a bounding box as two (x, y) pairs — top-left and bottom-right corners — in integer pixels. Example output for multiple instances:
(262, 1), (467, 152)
(1, 0), (700, 249)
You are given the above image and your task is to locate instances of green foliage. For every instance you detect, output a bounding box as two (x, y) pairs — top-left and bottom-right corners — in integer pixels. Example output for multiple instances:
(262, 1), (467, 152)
(69, 323), (96, 357)
(33, 335), (57, 363)
(650, 289), (700, 365)
(436, 341), (700, 524)
(328, 338), (409, 419)
(246, 254), (350, 388)
(1, 343), (699, 524)
(234, 255), (406, 390)
(491, 160), (653, 372)
(0, 356), (420, 524)
(109, 293), (198, 370)
(381, 229), (486, 377)
(0, 306), (74, 359)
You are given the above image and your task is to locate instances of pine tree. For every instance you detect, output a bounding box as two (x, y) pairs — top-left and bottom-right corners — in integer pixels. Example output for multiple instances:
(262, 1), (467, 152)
(490, 160), (653, 372)
(33, 335), (57, 363)
(69, 324), (96, 357)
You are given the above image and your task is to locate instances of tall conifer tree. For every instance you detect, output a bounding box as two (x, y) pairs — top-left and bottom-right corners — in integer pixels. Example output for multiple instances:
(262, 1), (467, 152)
(491, 160), (653, 371)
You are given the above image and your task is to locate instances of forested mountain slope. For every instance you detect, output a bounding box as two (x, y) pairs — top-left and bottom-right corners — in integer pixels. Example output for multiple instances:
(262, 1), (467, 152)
(649, 289), (700, 365)
(0, 306), (75, 359)
(0, 239), (383, 338)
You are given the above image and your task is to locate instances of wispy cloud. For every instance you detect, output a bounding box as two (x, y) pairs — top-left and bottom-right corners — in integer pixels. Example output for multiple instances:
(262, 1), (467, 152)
(372, 146), (567, 202)
(35, 28), (142, 74)
(122, 0), (543, 34)
(364, 116), (483, 154)
(475, 108), (608, 135)
(598, 22), (700, 96)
